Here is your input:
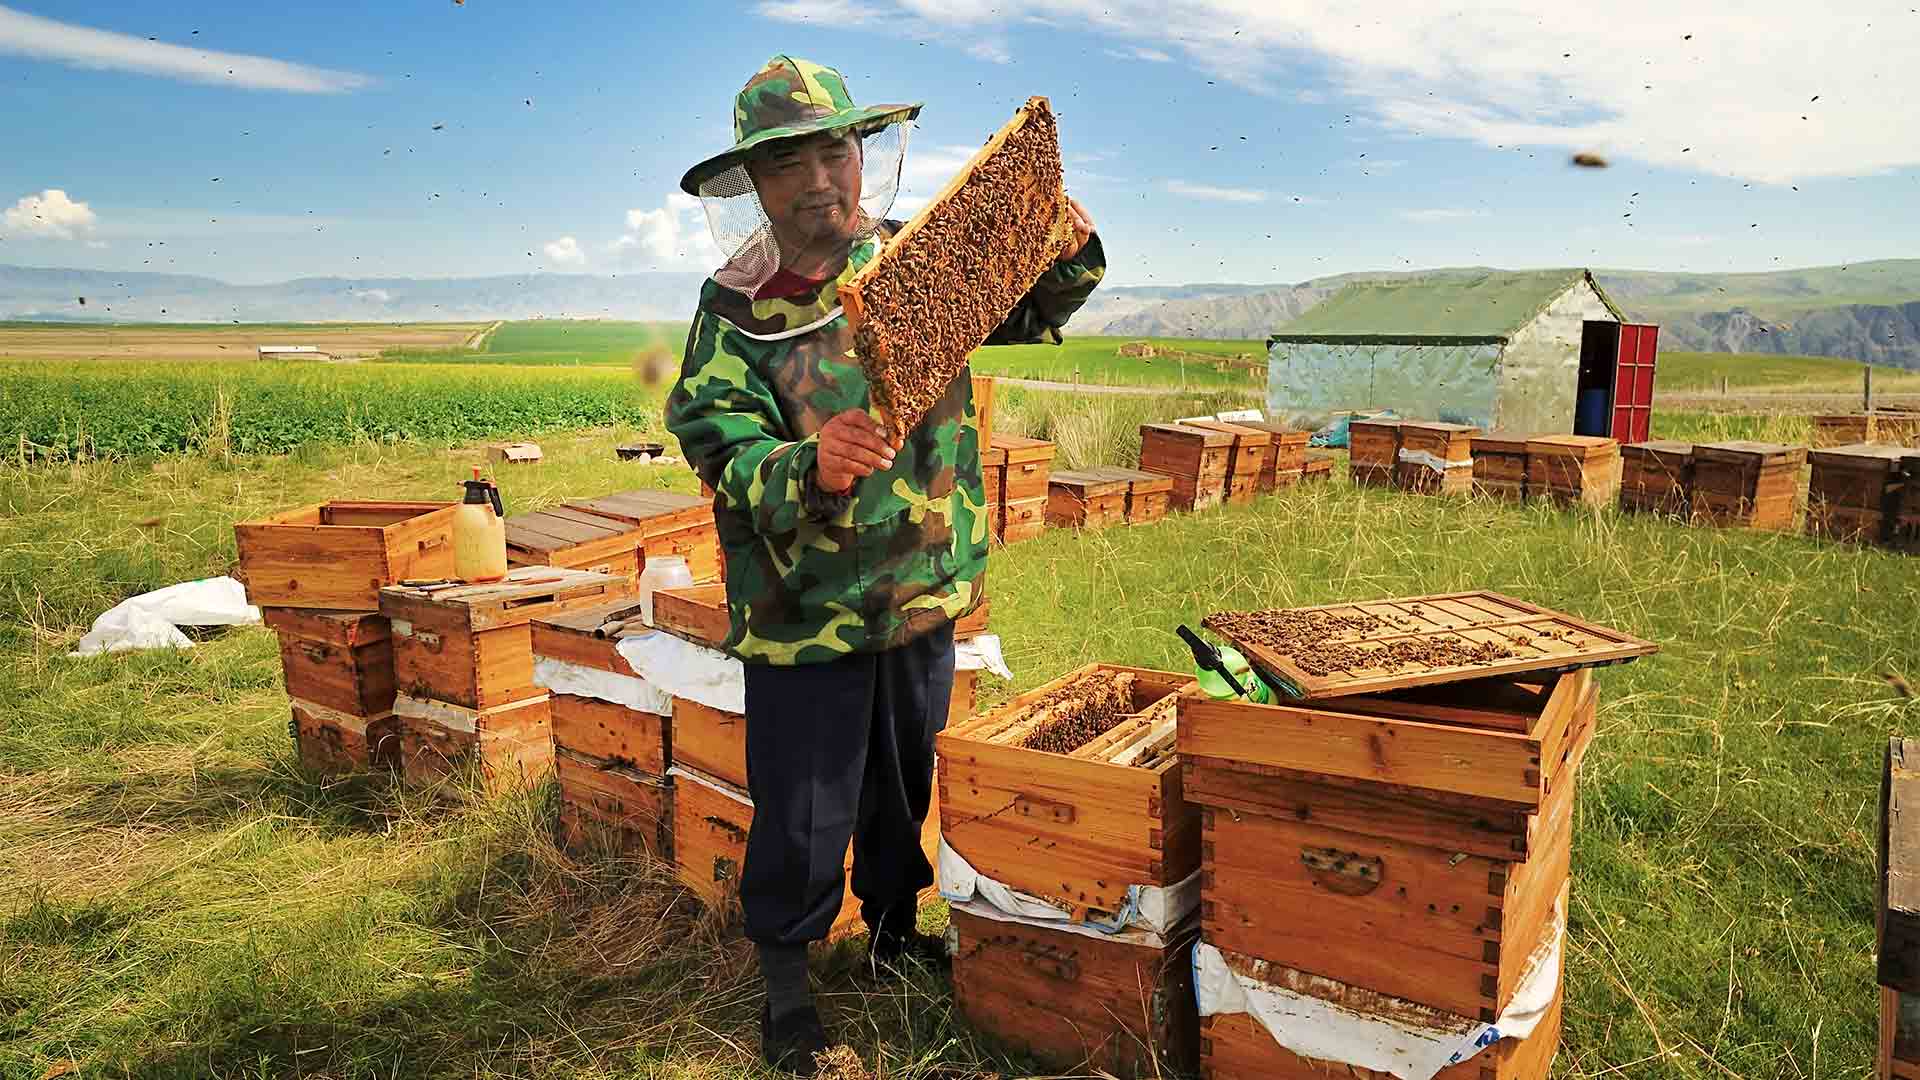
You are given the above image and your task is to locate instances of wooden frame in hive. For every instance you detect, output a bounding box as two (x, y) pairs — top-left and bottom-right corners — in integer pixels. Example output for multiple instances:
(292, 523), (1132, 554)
(843, 97), (1075, 442)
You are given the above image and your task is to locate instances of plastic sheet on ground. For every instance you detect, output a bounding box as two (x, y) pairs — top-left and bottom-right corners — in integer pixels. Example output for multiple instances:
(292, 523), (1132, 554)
(533, 656), (673, 714)
(71, 576), (260, 657)
(1309, 407), (1400, 449)
(937, 837), (1198, 938)
(1192, 901), (1563, 1080)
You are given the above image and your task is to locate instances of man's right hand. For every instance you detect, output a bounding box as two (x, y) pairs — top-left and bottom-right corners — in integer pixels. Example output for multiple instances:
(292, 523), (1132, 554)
(816, 409), (897, 494)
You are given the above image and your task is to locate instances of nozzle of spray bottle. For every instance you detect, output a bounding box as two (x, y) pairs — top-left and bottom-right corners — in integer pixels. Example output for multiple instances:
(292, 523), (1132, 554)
(1177, 624), (1274, 704)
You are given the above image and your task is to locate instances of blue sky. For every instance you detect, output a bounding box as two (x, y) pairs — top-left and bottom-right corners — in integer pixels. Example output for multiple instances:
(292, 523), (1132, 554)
(2, 0), (1917, 288)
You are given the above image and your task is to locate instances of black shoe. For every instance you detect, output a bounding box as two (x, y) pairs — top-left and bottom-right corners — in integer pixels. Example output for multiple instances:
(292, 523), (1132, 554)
(760, 1000), (830, 1074)
(866, 926), (950, 978)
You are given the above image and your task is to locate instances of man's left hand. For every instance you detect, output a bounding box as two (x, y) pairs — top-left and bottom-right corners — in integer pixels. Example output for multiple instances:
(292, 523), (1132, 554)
(1060, 196), (1095, 261)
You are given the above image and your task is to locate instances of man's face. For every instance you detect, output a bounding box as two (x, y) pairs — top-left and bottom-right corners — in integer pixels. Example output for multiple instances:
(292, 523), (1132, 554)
(748, 130), (864, 249)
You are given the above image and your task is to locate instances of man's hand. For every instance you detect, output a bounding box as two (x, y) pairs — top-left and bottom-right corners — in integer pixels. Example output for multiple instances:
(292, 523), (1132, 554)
(816, 408), (897, 494)
(1060, 196), (1095, 261)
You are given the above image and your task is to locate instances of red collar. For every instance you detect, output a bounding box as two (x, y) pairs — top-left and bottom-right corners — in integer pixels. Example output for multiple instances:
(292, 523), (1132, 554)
(753, 267), (830, 301)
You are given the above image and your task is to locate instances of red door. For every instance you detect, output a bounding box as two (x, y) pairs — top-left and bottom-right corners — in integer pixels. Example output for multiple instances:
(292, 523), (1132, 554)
(1611, 323), (1659, 444)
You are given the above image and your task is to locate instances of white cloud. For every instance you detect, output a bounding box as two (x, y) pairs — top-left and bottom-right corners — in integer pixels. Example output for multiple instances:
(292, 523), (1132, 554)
(352, 288), (393, 303)
(1399, 208), (1490, 223)
(542, 236), (585, 266)
(611, 196), (723, 268)
(1165, 180), (1266, 203)
(1104, 45), (1174, 63)
(776, 1), (1920, 184)
(0, 5), (371, 93)
(965, 39), (1012, 64)
(3, 188), (96, 238)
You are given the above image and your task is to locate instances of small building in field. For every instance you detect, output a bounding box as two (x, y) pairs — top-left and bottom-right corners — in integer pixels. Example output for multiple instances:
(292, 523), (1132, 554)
(1117, 341), (1158, 358)
(257, 345), (335, 361)
(1266, 269), (1660, 441)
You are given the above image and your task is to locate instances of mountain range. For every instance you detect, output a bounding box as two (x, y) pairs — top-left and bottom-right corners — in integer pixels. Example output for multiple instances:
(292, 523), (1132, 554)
(6, 258), (1919, 369)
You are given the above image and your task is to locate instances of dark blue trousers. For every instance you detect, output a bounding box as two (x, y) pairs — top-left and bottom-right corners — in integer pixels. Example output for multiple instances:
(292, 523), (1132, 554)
(739, 623), (954, 945)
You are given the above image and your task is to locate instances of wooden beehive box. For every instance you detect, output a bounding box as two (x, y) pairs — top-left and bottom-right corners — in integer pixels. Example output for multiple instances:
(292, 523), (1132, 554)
(652, 583), (729, 647)
(954, 597), (991, 641)
(1140, 423), (1233, 511)
(1046, 469), (1130, 529)
(1184, 420), (1272, 505)
(1814, 413), (1875, 448)
(1808, 443), (1908, 544)
(394, 693), (553, 791)
(1620, 440), (1694, 516)
(1077, 466), (1173, 525)
(529, 599), (672, 763)
(1883, 410), (1920, 448)
(1302, 451), (1334, 483)
(938, 664), (1197, 919)
(951, 907), (1199, 1078)
(1181, 669), (1595, 1021)
(1234, 423), (1310, 490)
(672, 764), (942, 941)
(1397, 422), (1479, 496)
(290, 698), (398, 773)
(562, 490), (723, 584)
(844, 97), (1072, 443)
(1692, 441), (1807, 531)
(981, 444), (1007, 519)
(991, 433), (1057, 544)
(1901, 455), (1920, 554)
(382, 567), (633, 711)
(554, 747), (671, 856)
(1884, 737), (1920, 1080)
(674, 697), (748, 791)
(263, 607), (395, 720)
(489, 442), (543, 465)
(234, 501), (458, 611)
(1199, 972), (1563, 1080)
(1470, 432), (1532, 501)
(504, 507), (651, 581)
(1346, 420), (1403, 489)
(1526, 435), (1621, 508)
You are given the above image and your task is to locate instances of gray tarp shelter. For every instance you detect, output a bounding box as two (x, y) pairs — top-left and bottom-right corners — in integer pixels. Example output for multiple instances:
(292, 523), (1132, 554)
(1266, 270), (1628, 434)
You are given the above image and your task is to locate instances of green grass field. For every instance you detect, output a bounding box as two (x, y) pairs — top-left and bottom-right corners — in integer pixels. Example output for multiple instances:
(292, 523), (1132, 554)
(378, 320), (685, 366)
(2, 380), (1916, 1077)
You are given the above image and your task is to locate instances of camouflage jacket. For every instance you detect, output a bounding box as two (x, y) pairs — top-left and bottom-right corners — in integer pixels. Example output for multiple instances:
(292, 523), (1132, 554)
(666, 225), (1107, 664)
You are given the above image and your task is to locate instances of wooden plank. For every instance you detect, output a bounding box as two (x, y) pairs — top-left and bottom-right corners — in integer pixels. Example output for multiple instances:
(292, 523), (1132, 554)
(652, 583), (729, 647)
(1884, 737), (1920, 994)
(554, 747), (671, 857)
(550, 693), (670, 775)
(562, 490), (710, 536)
(674, 697), (748, 791)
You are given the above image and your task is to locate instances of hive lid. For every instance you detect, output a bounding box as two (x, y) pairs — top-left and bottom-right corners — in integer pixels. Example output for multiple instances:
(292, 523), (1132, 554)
(1049, 468), (1129, 496)
(1526, 435), (1618, 458)
(1142, 422), (1235, 447)
(1233, 420), (1310, 445)
(1201, 591), (1658, 701)
(1624, 439), (1694, 457)
(561, 490), (710, 536)
(1348, 419), (1405, 432)
(1695, 440), (1807, 466)
(1809, 442), (1911, 470)
(1402, 421), (1481, 435)
(1471, 431), (1534, 454)
(989, 432), (1057, 464)
(1088, 465), (1175, 493)
(1184, 419), (1275, 445)
(503, 507), (637, 554)
(980, 445), (1009, 468)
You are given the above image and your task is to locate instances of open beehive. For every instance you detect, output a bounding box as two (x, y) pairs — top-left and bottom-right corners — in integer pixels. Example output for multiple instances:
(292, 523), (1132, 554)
(844, 97), (1073, 442)
(938, 664), (1197, 918)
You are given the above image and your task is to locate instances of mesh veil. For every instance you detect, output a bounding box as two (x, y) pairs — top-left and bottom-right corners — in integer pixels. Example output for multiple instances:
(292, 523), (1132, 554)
(698, 121), (910, 296)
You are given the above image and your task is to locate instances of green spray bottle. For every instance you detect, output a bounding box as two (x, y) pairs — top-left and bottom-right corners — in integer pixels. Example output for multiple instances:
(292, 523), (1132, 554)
(1176, 625), (1275, 704)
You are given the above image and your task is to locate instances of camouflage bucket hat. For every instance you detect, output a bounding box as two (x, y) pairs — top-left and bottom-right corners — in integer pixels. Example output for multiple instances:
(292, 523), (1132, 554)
(679, 55), (921, 196)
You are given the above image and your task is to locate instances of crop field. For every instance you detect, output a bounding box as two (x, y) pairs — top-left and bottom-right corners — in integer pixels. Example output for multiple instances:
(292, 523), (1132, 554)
(0, 361), (658, 460)
(1, 390), (1916, 1077)
(378, 320), (685, 366)
(0, 321), (490, 362)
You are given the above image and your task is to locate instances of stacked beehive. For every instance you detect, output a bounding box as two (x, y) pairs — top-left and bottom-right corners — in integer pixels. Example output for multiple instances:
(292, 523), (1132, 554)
(1526, 435), (1622, 508)
(234, 500), (461, 773)
(1085, 466), (1175, 525)
(1397, 422), (1479, 496)
(1302, 451), (1335, 483)
(939, 664), (1202, 1077)
(1045, 469), (1129, 530)
(1470, 433), (1532, 501)
(1901, 455), (1920, 554)
(1807, 443), (1910, 546)
(1880, 736), (1920, 1080)
(530, 596), (674, 854)
(1347, 419), (1403, 489)
(1244, 425), (1311, 491)
(552, 490), (722, 583)
(1141, 423), (1234, 511)
(380, 568), (633, 791)
(1691, 441), (1807, 531)
(990, 433), (1058, 544)
(1619, 440), (1695, 517)
(1185, 420), (1273, 505)
(1180, 594), (1656, 1079)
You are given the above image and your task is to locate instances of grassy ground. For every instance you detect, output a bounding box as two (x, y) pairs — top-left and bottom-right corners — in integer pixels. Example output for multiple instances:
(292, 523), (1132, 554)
(1655, 351), (1920, 395)
(379, 321), (685, 367)
(3, 388), (1916, 1078)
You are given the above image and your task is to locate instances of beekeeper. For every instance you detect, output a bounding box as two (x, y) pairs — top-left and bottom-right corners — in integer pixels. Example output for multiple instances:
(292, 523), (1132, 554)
(665, 55), (1104, 1071)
